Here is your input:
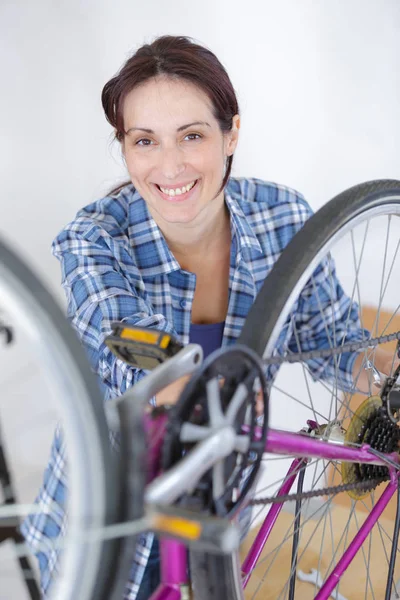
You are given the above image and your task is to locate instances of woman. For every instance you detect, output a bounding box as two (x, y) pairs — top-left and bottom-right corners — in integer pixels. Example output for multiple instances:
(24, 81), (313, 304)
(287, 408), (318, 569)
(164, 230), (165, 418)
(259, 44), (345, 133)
(21, 35), (395, 599)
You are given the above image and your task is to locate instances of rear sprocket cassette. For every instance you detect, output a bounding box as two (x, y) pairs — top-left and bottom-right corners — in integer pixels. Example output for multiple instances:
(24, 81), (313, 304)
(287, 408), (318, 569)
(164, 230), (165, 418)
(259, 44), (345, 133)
(341, 395), (400, 500)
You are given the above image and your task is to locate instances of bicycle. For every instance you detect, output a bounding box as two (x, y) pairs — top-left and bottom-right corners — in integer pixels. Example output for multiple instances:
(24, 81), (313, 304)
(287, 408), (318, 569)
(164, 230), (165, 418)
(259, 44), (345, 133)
(2, 179), (400, 600)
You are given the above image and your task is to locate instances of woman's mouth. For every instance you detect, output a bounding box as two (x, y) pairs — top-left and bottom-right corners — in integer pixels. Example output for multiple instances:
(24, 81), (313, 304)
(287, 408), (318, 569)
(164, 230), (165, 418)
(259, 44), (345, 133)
(154, 179), (199, 202)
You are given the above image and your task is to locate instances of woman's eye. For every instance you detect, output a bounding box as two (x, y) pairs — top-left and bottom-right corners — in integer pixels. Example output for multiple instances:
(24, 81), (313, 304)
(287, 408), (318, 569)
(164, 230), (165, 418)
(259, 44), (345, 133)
(136, 138), (153, 146)
(185, 133), (201, 141)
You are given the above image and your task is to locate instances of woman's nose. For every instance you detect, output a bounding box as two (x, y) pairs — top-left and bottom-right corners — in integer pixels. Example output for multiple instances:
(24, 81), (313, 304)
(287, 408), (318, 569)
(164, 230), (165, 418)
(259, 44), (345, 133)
(158, 146), (185, 180)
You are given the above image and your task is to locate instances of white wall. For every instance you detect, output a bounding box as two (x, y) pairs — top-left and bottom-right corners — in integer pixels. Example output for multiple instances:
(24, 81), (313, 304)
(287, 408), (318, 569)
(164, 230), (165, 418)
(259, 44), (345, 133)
(1, 0), (399, 299)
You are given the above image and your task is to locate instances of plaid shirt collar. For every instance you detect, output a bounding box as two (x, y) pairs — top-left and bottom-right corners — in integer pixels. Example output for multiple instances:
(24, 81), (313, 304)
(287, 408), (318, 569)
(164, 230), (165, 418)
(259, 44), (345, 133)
(126, 181), (263, 279)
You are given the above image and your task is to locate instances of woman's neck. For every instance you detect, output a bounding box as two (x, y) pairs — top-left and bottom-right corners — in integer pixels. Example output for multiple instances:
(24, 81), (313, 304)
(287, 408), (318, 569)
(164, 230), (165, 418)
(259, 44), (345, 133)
(150, 195), (231, 262)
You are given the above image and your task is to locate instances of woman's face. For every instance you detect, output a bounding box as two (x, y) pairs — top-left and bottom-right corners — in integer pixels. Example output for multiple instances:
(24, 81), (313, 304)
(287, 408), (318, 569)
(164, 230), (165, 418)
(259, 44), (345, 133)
(122, 76), (239, 226)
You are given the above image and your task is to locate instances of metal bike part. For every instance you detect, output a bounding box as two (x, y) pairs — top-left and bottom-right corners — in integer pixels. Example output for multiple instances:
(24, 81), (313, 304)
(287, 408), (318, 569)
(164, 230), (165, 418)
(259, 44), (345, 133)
(382, 365), (400, 424)
(312, 420), (346, 445)
(297, 568), (349, 600)
(106, 344), (202, 600)
(365, 359), (384, 388)
(146, 426), (248, 506)
(162, 345), (268, 517)
(105, 324), (184, 370)
(385, 477), (400, 600)
(148, 503), (240, 554)
(288, 462), (306, 600)
(105, 344), (203, 429)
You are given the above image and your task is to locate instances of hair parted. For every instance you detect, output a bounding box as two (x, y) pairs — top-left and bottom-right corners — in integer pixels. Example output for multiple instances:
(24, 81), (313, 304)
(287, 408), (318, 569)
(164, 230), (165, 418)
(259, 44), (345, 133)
(101, 35), (239, 194)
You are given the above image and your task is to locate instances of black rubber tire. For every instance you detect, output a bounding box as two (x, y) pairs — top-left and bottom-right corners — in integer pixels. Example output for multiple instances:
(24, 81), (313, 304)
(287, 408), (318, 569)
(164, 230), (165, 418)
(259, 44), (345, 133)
(189, 179), (400, 600)
(190, 550), (243, 600)
(239, 179), (400, 355)
(0, 237), (134, 600)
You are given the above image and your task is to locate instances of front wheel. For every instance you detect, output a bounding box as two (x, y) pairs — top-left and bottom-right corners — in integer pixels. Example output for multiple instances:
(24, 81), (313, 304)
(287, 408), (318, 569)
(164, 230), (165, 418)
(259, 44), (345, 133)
(0, 238), (126, 600)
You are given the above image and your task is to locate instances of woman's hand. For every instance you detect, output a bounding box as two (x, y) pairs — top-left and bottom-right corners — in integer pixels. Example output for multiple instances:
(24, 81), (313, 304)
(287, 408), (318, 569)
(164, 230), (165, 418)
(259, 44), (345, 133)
(155, 374), (265, 418)
(155, 374), (191, 407)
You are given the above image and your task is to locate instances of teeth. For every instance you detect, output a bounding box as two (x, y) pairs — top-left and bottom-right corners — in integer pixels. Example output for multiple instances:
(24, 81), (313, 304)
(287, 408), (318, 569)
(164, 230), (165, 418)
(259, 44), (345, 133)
(159, 180), (196, 196)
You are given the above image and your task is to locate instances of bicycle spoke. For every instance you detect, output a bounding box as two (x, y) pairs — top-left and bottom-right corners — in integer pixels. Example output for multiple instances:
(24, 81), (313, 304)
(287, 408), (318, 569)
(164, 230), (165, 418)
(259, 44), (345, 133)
(270, 383), (328, 422)
(371, 216), (391, 339)
(251, 459), (334, 565)
(348, 224), (370, 403)
(288, 313), (320, 424)
(249, 496), (335, 600)
(251, 458), (320, 498)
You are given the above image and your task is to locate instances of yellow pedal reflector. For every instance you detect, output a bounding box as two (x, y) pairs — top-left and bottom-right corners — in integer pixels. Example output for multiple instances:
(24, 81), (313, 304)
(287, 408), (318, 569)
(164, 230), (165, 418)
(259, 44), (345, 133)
(151, 514), (202, 540)
(159, 334), (171, 349)
(341, 395), (382, 500)
(121, 328), (157, 344)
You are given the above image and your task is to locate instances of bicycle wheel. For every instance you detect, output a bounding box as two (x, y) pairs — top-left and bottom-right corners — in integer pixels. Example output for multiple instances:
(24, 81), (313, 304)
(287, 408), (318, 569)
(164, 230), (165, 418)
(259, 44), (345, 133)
(191, 179), (400, 599)
(0, 237), (128, 599)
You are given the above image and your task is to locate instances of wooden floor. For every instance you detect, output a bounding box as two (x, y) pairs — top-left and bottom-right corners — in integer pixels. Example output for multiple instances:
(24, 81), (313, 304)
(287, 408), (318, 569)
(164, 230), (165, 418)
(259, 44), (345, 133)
(240, 501), (399, 599)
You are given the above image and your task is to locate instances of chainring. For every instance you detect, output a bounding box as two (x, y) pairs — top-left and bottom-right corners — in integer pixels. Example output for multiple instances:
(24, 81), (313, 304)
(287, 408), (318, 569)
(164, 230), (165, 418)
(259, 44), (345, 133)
(162, 345), (269, 517)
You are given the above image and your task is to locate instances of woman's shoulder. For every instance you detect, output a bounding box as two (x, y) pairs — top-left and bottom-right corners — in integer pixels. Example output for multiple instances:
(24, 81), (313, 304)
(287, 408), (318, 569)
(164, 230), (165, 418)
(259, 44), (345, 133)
(53, 183), (145, 247)
(226, 176), (311, 213)
(226, 177), (314, 253)
(77, 183), (141, 231)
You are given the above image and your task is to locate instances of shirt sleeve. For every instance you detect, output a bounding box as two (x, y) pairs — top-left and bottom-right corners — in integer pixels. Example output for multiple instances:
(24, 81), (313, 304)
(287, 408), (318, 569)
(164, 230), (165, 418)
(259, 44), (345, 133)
(287, 252), (369, 391)
(52, 221), (176, 402)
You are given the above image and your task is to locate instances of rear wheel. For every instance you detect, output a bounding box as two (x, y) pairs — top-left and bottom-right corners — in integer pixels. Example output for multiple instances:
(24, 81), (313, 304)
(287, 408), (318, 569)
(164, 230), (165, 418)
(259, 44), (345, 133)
(191, 180), (400, 599)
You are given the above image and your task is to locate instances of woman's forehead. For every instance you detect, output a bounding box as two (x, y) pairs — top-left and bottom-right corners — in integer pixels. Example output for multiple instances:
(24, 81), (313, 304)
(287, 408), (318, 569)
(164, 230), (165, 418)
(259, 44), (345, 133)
(123, 77), (215, 129)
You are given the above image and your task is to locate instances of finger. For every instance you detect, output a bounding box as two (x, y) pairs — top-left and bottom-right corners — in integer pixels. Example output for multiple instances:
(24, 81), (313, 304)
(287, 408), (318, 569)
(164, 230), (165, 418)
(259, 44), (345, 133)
(255, 391), (264, 417)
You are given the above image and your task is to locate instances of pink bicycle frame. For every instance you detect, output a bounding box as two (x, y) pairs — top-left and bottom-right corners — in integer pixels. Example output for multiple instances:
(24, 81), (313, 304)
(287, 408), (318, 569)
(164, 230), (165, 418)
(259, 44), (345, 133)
(146, 418), (400, 600)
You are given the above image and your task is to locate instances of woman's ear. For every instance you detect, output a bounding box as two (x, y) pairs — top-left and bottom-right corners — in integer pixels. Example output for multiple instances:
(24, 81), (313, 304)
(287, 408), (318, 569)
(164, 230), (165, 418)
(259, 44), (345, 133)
(226, 114), (240, 156)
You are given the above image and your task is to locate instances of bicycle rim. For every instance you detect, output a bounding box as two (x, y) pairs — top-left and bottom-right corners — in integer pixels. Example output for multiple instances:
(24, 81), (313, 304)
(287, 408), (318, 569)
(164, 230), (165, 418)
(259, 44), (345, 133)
(194, 180), (400, 599)
(0, 237), (121, 600)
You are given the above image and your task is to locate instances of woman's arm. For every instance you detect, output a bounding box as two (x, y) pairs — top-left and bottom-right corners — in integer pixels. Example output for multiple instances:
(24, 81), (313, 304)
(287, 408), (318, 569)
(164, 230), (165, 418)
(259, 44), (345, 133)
(52, 223), (177, 402)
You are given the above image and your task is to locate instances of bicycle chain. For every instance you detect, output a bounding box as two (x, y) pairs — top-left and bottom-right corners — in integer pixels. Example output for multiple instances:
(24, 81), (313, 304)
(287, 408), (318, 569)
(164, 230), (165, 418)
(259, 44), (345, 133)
(261, 330), (400, 366)
(250, 475), (390, 506)
(251, 331), (400, 506)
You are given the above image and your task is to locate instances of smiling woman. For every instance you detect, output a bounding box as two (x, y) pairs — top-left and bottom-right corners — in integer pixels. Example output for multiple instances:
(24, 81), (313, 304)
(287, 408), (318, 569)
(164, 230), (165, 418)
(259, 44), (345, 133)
(19, 34), (392, 600)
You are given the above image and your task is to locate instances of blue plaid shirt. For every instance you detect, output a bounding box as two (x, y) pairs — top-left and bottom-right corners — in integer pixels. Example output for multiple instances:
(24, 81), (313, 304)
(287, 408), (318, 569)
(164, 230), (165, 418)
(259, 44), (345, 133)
(21, 177), (364, 598)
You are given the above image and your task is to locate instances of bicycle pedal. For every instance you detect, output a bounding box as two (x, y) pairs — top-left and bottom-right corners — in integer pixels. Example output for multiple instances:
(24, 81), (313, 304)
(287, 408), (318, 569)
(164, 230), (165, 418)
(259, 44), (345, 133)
(148, 504), (240, 554)
(105, 324), (184, 370)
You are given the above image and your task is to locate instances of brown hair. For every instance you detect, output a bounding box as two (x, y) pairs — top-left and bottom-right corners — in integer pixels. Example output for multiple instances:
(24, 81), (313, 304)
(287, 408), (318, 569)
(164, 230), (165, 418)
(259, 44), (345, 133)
(101, 35), (239, 196)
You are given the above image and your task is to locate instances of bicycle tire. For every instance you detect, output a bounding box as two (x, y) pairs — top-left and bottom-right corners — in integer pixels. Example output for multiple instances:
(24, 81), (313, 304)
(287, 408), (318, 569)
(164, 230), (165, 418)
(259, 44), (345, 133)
(0, 237), (133, 600)
(190, 179), (400, 600)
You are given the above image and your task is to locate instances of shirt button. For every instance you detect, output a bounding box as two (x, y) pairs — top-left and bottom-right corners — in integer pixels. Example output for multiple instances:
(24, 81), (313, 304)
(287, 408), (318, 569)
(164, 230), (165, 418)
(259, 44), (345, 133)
(179, 299), (187, 308)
